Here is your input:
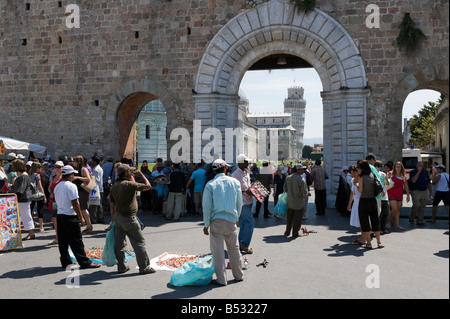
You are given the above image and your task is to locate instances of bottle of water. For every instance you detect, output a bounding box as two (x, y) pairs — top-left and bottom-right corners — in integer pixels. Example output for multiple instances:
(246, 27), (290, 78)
(243, 257), (249, 269)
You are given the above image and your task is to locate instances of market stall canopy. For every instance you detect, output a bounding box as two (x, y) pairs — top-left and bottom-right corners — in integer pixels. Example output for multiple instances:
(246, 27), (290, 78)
(0, 136), (47, 158)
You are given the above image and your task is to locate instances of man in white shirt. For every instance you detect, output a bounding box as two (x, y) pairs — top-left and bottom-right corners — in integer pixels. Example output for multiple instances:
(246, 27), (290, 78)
(54, 165), (100, 269)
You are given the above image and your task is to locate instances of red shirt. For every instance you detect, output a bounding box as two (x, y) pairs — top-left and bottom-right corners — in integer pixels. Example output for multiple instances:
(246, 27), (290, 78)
(387, 175), (404, 201)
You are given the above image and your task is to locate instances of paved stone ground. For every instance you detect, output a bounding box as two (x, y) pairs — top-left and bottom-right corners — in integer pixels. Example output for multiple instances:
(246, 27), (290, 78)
(0, 193), (448, 301)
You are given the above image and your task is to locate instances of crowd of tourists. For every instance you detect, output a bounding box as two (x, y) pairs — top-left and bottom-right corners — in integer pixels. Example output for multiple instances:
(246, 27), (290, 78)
(1, 150), (448, 281)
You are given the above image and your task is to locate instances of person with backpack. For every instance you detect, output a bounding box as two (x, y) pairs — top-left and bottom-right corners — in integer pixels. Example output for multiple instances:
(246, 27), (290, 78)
(29, 162), (47, 232)
(429, 165), (449, 223)
(11, 159), (35, 240)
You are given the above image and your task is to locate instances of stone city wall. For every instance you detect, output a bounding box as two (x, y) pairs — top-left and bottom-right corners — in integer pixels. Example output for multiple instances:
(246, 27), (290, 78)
(0, 0), (448, 163)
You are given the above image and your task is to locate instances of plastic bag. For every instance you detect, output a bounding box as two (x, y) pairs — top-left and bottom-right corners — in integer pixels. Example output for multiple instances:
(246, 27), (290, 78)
(274, 192), (288, 219)
(169, 255), (215, 286)
(102, 222), (118, 267)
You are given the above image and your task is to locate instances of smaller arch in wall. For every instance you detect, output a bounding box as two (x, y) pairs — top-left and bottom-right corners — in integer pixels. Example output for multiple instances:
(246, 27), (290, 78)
(104, 79), (179, 159)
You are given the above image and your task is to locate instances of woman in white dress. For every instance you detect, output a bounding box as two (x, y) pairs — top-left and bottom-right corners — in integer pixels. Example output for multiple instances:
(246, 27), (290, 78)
(347, 166), (363, 244)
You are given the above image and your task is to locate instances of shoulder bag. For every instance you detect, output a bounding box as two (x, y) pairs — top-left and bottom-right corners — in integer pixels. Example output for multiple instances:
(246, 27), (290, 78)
(81, 175), (96, 193)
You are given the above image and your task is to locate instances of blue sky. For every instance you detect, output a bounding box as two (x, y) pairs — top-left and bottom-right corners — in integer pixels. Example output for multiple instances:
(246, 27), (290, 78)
(240, 68), (442, 141)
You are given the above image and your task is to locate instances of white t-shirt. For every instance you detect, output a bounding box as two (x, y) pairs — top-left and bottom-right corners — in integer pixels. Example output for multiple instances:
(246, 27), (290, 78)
(54, 180), (79, 216)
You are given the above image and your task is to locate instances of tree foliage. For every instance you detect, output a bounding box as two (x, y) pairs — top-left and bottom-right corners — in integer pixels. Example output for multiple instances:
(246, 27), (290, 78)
(291, 0), (316, 15)
(408, 101), (437, 149)
(393, 13), (427, 54)
(302, 145), (313, 158)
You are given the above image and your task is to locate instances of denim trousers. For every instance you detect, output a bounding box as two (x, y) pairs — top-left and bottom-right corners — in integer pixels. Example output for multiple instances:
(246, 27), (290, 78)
(238, 204), (254, 248)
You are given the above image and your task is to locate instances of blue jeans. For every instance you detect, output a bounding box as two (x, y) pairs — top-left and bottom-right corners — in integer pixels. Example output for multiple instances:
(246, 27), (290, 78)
(239, 204), (254, 248)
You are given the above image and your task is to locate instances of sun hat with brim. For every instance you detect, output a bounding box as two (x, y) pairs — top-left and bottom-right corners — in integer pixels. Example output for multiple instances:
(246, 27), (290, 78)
(61, 165), (78, 175)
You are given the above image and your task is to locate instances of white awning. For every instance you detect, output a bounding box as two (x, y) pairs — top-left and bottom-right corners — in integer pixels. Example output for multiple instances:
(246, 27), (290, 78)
(0, 136), (47, 158)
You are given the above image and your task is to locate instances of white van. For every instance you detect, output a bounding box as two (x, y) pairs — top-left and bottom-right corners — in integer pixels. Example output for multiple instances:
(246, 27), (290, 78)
(402, 149), (443, 178)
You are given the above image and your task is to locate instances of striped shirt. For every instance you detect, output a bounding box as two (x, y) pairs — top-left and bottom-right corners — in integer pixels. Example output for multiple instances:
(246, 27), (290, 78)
(202, 173), (242, 228)
(311, 165), (329, 190)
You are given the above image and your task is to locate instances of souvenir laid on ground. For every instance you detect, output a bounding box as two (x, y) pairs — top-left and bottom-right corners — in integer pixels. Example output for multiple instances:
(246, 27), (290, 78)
(0, 194), (22, 251)
(249, 181), (270, 203)
(150, 252), (202, 271)
(69, 247), (135, 265)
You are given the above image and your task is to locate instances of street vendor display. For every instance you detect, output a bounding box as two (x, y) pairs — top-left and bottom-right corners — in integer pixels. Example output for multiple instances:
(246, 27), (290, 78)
(0, 194), (22, 251)
(249, 181), (270, 203)
(150, 252), (201, 271)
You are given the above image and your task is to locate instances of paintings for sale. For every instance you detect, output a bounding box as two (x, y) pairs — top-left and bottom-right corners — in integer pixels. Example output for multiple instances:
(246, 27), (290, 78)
(0, 194), (22, 251)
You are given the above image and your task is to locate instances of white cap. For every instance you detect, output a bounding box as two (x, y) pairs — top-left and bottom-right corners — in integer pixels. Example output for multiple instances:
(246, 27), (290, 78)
(54, 161), (64, 167)
(7, 153), (17, 160)
(237, 154), (250, 163)
(211, 159), (231, 170)
(26, 161), (33, 166)
(61, 165), (78, 176)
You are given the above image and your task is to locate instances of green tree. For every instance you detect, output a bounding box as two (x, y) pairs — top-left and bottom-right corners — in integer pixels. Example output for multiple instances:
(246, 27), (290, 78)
(408, 101), (437, 149)
(302, 145), (313, 159)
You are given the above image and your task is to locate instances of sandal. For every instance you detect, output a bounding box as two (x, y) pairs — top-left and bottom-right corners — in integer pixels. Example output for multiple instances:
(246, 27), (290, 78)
(362, 243), (372, 249)
(82, 225), (93, 234)
(352, 239), (365, 245)
(47, 239), (58, 245)
(377, 243), (385, 249)
(23, 234), (36, 240)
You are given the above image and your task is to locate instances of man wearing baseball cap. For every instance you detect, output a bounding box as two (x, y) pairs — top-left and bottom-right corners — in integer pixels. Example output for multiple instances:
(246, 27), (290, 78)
(54, 165), (100, 269)
(109, 164), (154, 274)
(231, 154), (255, 254)
(202, 159), (244, 286)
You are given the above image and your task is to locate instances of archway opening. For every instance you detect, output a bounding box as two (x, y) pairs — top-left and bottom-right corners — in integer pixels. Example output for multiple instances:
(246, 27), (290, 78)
(240, 62), (323, 163)
(117, 92), (168, 166)
(136, 99), (168, 165)
(402, 88), (447, 170)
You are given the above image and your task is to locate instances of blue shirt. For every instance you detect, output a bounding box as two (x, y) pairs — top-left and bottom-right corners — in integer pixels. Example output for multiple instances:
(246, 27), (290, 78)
(409, 169), (430, 191)
(190, 168), (207, 193)
(202, 173), (242, 228)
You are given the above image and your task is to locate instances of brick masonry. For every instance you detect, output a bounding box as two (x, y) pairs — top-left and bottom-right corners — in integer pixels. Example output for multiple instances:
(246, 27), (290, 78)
(0, 0), (448, 170)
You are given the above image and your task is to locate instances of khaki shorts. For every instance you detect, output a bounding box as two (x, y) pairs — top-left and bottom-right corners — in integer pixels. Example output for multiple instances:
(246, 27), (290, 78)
(193, 192), (203, 204)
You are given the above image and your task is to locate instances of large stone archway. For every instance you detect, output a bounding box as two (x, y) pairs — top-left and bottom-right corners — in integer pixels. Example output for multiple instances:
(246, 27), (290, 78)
(194, 0), (370, 195)
(103, 79), (181, 160)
